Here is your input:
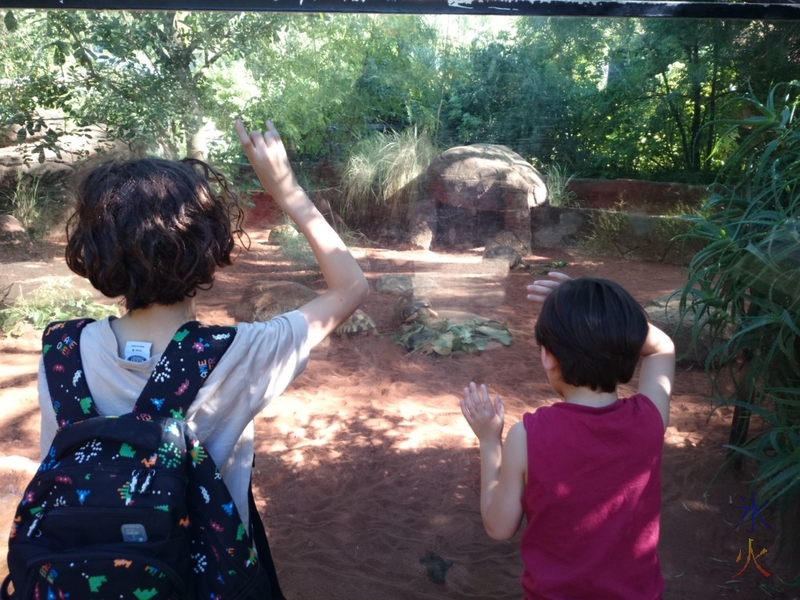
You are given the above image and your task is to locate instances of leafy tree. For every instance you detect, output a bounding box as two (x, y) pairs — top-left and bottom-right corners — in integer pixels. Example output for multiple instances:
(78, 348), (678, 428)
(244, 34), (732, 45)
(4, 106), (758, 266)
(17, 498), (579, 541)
(2, 9), (279, 159)
(0, 10), (74, 163)
(243, 14), (442, 161)
(1, 9), (798, 183)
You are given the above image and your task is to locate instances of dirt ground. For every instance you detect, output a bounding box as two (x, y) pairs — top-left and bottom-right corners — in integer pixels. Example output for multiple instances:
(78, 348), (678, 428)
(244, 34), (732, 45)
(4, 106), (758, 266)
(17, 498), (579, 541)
(0, 231), (795, 599)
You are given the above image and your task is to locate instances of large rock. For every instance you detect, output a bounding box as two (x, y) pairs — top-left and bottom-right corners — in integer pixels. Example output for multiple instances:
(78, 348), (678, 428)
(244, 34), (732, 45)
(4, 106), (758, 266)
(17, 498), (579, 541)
(234, 281), (317, 323)
(0, 215), (27, 245)
(416, 144), (547, 252)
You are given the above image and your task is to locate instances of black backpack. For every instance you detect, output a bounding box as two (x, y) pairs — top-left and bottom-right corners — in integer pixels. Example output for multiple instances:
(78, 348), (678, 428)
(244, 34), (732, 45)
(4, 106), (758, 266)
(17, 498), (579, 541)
(2, 318), (284, 600)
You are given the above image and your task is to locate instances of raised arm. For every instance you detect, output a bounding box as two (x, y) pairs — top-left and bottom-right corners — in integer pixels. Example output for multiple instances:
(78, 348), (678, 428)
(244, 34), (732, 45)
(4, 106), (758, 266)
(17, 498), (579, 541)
(637, 324), (675, 430)
(236, 120), (368, 348)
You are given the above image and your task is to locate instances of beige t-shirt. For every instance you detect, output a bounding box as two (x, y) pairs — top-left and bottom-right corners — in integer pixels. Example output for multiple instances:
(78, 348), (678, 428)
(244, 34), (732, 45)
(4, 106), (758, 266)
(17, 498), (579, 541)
(37, 312), (310, 527)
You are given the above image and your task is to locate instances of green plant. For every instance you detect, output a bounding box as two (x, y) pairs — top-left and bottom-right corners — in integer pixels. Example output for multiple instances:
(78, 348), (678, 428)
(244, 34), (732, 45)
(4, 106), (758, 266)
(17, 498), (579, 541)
(542, 163), (581, 208)
(340, 129), (437, 230)
(0, 279), (119, 336)
(678, 82), (800, 583)
(584, 209), (697, 265)
(394, 318), (512, 356)
(278, 230), (318, 270)
(1, 175), (62, 237)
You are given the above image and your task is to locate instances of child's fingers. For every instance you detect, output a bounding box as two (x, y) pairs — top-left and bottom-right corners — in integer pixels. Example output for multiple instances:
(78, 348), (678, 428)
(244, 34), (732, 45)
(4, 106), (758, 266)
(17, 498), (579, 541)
(235, 118), (280, 146)
(459, 397), (470, 421)
(526, 272), (570, 302)
(234, 119), (253, 148)
(526, 285), (554, 302)
(494, 396), (505, 421)
(548, 271), (571, 282)
(461, 383), (481, 413)
(527, 280), (559, 294)
(470, 382), (490, 410)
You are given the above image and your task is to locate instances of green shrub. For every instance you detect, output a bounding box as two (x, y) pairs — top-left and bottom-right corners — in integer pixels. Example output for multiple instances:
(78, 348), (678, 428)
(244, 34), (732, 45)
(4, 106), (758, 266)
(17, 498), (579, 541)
(0, 279), (119, 336)
(584, 207), (698, 265)
(678, 82), (800, 583)
(0, 175), (64, 237)
(278, 229), (318, 270)
(541, 163), (581, 208)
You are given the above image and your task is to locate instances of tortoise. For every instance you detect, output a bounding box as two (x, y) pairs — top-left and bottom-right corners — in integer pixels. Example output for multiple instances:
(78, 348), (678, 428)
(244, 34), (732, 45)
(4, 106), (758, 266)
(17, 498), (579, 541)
(335, 309), (378, 336)
(394, 291), (439, 325)
(482, 245), (527, 270)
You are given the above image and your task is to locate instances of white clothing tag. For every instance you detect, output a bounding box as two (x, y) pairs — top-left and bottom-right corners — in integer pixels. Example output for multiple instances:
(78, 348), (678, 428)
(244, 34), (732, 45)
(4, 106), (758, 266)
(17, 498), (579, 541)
(124, 341), (152, 363)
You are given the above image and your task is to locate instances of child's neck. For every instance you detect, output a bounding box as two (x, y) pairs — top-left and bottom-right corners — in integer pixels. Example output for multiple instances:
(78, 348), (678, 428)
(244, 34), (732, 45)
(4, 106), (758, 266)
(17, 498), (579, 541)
(560, 385), (618, 409)
(111, 298), (197, 358)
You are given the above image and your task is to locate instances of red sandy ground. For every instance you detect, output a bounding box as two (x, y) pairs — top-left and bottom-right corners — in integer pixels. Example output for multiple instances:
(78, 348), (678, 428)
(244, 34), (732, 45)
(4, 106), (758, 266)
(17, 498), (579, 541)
(0, 232), (794, 599)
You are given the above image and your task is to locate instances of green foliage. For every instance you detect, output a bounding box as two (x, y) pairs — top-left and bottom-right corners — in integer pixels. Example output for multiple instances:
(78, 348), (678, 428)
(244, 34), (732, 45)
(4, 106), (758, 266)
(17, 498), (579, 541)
(277, 228), (318, 270)
(541, 163), (581, 208)
(340, 128), (437, 230)
(394, 318), (512, 356)
(0, 279), (119, 337)
(1, 10), (276, 159)
(679, 82), (800, 576)
(0, 176), (62, 237)
(1, 11), (798, 184)
(243, 14), (442, 160)
(585, 205), (698, 264)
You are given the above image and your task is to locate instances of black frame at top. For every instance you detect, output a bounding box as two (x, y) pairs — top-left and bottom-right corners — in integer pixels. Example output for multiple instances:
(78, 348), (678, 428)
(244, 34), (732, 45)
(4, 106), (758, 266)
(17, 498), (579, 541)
(1, 0), (799, 20)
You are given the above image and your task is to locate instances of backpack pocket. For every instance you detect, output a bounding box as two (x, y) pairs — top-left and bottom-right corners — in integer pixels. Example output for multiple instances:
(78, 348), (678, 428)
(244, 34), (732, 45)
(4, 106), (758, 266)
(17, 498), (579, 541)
(12, 551), (188, 600)
(7, 506), (193, 600)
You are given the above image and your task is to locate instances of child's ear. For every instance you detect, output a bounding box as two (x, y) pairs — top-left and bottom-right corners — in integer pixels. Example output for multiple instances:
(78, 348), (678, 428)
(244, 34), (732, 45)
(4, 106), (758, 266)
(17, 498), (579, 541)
(540, 346), (559, 373)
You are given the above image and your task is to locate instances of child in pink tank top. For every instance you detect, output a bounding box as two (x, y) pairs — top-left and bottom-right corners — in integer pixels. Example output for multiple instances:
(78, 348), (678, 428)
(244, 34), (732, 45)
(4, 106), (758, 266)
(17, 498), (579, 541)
(460, 273), (675, 599)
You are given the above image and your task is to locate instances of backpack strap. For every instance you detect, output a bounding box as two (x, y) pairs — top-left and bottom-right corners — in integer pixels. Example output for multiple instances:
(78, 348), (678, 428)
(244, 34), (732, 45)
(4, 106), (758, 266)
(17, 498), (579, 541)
(249, 484), (286, 600)
(133, 321), (236, 419)
(41, 319), (99, 426)
(41, 319), (236, 425)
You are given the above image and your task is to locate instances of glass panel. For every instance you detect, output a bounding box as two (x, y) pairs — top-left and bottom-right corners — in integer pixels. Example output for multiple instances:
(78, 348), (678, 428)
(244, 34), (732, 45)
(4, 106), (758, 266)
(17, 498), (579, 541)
(0, 6), (797, 600)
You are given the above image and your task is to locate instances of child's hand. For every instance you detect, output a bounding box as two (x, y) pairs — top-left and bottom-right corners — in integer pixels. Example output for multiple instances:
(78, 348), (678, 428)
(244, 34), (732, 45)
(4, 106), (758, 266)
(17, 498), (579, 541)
(526, 271), (571, 304)
(235, 119), (299, 201)
(460, 382), (505, 442)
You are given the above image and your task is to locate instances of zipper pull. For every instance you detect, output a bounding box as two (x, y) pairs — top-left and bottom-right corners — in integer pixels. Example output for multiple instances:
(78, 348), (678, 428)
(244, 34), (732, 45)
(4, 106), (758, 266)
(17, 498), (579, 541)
(139, 469), (156, 495)
(27, 511), (44, 538)
(129, 469), (141, 494)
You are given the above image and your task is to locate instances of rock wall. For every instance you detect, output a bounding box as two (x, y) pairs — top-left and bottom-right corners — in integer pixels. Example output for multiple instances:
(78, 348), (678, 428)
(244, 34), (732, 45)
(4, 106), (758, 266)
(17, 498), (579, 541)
(565, 178), (708, 214)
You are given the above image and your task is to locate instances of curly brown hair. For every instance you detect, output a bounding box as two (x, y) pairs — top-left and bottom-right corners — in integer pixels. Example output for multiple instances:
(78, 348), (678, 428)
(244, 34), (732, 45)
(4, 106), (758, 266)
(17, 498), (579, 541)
(65, 157), (246, 311)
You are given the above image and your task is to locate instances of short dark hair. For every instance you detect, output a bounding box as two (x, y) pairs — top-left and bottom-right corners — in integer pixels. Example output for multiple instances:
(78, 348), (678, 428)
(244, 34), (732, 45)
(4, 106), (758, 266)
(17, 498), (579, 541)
(65, 157), (245, 311)
(534, 277), (648, 393)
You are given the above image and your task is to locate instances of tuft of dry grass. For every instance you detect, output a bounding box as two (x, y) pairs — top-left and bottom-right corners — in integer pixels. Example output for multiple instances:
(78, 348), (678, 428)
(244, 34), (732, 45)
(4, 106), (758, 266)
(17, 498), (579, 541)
(340, 129), (438, 230)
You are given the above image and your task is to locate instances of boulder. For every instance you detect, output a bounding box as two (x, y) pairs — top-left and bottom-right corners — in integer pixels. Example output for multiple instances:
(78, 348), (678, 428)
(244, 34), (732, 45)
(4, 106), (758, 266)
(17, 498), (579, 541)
(234, 280), (317, 323)
(0, 215), (27, 245)
(421, 144), (547, 252)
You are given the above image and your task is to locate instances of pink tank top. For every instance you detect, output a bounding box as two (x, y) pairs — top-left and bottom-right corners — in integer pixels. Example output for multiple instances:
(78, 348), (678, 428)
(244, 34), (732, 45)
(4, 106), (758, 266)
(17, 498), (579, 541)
(520, 395), (664, 599)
